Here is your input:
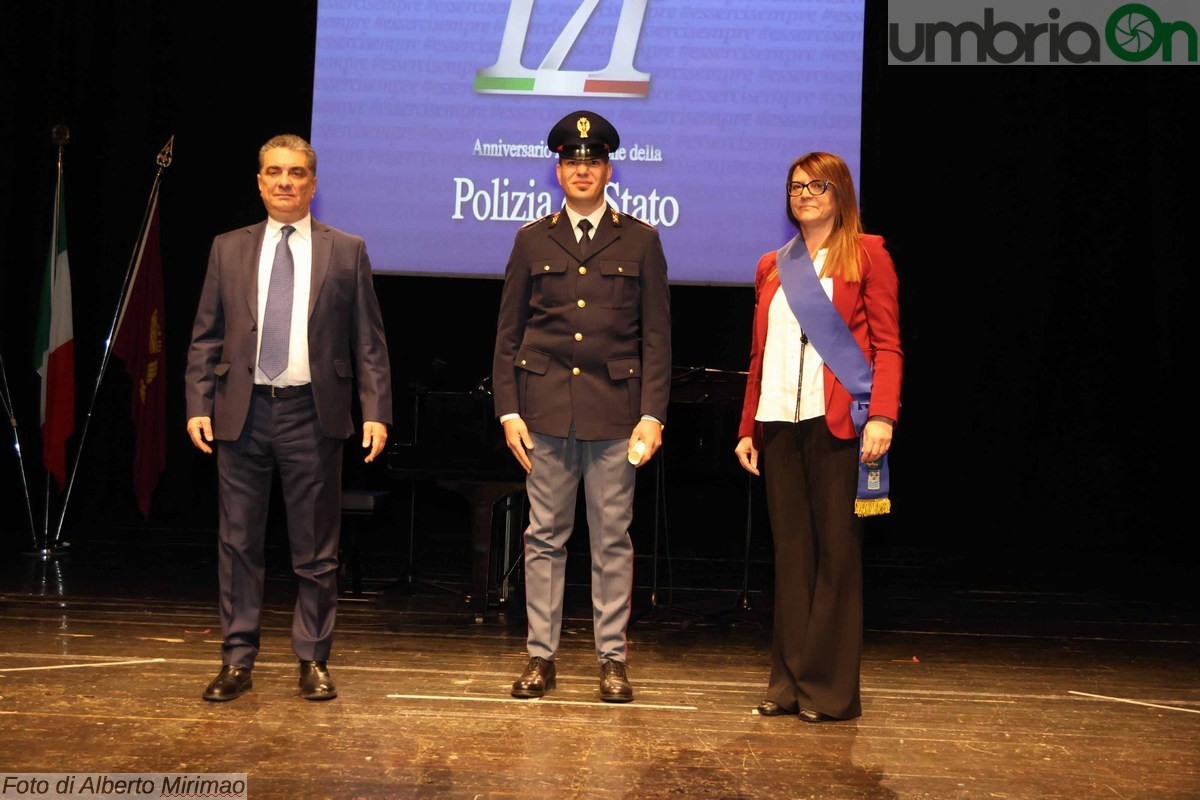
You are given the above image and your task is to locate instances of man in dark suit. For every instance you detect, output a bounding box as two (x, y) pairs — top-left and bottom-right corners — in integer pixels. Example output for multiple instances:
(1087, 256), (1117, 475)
(185, 133), (392, 702)
(492, 110), (672, 702)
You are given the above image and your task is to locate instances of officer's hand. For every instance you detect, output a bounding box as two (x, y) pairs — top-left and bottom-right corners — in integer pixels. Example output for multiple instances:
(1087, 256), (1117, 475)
(628, 419), (664, 468)
(502, 417), (533, 474)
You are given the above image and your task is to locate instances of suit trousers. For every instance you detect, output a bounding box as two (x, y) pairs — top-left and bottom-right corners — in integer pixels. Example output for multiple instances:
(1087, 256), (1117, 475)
(522, 430), (635, 664)
(216, 389), (344, 668)
(761, 419), (864, 719)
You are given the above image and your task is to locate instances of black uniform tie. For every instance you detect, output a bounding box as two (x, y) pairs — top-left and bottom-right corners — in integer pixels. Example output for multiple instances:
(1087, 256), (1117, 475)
(577, 218), (593, 260)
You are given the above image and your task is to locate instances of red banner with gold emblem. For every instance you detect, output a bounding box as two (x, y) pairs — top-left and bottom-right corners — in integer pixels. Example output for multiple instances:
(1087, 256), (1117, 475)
(112, 195), (167, 518)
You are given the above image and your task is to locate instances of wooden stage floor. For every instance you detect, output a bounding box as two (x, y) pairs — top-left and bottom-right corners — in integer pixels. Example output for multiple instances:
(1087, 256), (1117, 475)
(0, 532), (1197, 800)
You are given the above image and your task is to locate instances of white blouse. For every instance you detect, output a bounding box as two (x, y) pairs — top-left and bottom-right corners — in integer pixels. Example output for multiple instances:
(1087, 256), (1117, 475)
(755, 249), (833, 424)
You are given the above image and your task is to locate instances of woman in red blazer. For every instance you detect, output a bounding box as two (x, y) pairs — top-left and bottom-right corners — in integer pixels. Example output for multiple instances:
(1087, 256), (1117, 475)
(734, 152), (902, 722)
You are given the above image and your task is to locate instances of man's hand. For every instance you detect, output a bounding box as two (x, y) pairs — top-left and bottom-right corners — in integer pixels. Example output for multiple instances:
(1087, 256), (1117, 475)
(502, 417), (533, 474)
(362, 421), (388, 463)
(187, 416), (214, 455)
(627, 418), (664, 468)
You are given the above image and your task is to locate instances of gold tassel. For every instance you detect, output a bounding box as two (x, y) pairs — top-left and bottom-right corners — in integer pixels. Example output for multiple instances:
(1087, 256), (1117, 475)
(854, 497), (891, 517)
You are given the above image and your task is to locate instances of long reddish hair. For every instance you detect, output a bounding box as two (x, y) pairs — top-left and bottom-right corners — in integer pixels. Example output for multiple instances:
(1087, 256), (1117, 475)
(785, 152), (863, 282)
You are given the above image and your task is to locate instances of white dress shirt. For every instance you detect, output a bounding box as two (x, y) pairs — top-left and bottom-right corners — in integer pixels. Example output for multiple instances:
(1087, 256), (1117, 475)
(256, 215), (313, 387)
(561, 205), (606, 244)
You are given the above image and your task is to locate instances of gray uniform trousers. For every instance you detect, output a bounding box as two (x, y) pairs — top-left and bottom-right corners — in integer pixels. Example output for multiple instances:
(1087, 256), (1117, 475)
(522, 429), (635, 664)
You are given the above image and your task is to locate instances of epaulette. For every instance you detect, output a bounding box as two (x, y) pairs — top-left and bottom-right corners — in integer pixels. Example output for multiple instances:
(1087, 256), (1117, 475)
(617, 210), (655, 230)
(522, 211), (559, 230)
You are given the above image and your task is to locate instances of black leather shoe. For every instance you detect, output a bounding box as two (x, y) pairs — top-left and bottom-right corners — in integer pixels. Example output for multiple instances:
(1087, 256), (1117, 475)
(798, 708), (839, 723)
(599, 659), (634, 703)
(512, 657), (556, 698)
(299, 660), (337, 700)
(756, 700), (797, 716)
(202, 665), (252, 702)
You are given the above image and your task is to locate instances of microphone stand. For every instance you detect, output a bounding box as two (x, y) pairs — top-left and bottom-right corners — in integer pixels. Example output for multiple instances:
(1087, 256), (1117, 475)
(629, 446), (703, 626)
(0, 348), (39, 551)
(49, 136), (174, 548)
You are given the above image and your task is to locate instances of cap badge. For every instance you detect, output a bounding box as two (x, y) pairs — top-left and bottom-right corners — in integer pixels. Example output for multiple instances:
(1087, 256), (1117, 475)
(576, 117), (591, 139)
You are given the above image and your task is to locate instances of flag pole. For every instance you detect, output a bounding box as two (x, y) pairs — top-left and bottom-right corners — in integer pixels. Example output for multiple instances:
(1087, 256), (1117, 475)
(32, 125), (71, 558)
(50, 136), (174, 548)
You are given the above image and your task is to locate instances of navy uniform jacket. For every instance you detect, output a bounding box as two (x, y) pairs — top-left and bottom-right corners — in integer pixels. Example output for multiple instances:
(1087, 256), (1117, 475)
(492, 205), (671, 441)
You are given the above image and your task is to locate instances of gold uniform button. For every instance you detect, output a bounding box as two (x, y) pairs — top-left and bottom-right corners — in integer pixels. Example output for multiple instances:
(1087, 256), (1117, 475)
(577, 299), (586, 308)
(628, 368), (635, 374)
(543, 265), (551, 271)
(571, 367), (581, 376)
(617, 266), (624, 273)
(574, 333), (583, 341)
(579, 266), (587, 275)
(520, 359), (527, 366)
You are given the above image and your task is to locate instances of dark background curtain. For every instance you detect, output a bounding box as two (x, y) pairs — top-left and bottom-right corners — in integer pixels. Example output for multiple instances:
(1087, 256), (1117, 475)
(1, 3), (1193, 584)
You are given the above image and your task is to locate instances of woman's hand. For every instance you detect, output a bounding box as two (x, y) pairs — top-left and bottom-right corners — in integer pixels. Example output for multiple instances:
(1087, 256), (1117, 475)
(860, 418), (894, 463)
(734, 436), (760, 476)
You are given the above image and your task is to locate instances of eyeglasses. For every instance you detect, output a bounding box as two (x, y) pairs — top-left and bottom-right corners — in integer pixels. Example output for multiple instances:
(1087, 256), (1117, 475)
(562, 158), (606, 170)
(787, 180), (832, 197)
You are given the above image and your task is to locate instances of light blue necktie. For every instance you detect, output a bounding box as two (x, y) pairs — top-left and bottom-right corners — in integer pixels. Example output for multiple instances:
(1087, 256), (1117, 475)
(258, 225), (295, 380)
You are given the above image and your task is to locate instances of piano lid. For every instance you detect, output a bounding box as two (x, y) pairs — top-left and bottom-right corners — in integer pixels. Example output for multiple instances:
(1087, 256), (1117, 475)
(670, 365), (748, 405)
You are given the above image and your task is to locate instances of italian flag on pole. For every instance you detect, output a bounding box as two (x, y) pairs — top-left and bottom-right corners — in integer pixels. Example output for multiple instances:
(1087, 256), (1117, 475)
(34, 169), (75, 489)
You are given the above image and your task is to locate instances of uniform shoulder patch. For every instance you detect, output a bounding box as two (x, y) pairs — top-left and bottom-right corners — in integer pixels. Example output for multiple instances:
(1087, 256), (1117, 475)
(618, 211), (655, 230)
(521, 211), (558, 230)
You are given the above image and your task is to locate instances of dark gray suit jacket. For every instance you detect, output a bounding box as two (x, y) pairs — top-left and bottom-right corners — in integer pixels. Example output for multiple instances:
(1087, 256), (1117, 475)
(185, 217), (392, 440)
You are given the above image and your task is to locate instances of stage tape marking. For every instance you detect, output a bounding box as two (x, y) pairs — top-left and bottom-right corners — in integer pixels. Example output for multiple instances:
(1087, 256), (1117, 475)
(0, 658), (166, 673)
(387, 693), (696, 711)
(1069, 690), (1200, 714)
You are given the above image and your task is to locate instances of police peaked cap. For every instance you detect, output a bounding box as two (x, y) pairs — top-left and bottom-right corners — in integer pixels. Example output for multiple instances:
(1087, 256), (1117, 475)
(547, 110), (619, 160)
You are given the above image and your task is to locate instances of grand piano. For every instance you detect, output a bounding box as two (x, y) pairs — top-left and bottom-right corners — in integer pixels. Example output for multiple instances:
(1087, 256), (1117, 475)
(386, 366), (747, 623)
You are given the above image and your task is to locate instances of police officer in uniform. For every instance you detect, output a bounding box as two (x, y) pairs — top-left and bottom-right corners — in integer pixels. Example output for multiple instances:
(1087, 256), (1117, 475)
(492, 110), (672, 702)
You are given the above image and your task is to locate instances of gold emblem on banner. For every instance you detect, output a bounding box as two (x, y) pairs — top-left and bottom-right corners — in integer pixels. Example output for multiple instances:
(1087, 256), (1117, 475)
(867, 467), (881, 491)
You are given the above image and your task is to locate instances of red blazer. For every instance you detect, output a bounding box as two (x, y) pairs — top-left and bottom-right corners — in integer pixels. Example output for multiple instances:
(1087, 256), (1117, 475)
(737, 234), (902, 446)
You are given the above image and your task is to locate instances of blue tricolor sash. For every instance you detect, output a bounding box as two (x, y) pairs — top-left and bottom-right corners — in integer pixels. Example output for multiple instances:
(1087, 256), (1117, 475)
(775, 234), (891, 517)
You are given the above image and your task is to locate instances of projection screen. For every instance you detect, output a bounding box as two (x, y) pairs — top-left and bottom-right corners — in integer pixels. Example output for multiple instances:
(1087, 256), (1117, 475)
(311, 0), (865, 284)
